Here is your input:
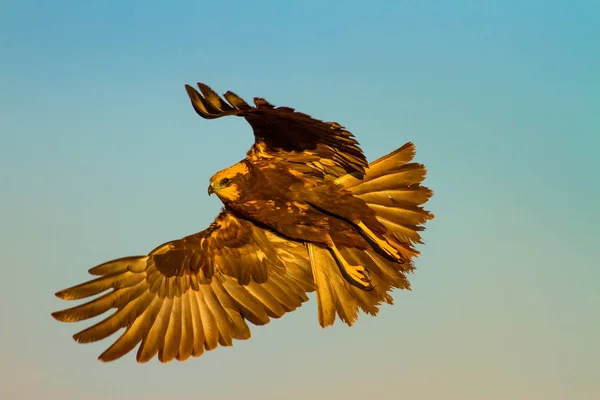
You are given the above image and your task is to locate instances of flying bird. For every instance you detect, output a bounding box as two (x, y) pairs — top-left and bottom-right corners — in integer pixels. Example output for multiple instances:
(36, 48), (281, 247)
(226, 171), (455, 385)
(52, 82), (434, 363)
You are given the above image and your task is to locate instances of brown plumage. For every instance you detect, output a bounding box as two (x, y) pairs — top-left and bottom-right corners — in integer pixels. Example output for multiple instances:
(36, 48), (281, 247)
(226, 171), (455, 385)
(52, 82), (434, 363)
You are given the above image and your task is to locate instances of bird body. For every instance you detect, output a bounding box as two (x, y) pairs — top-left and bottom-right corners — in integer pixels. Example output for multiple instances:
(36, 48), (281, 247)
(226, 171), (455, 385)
(211, 159), (382, 253)
(52, 82), (434, 363)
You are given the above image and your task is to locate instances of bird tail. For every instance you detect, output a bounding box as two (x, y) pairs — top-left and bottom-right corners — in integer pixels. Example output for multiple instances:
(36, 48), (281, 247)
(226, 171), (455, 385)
(309, 142), (434, 327)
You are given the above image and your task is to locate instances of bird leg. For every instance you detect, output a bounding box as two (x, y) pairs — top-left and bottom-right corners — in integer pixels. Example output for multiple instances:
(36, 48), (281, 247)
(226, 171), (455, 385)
(357, 221), (402, 261)
(329, 243), (374, 291)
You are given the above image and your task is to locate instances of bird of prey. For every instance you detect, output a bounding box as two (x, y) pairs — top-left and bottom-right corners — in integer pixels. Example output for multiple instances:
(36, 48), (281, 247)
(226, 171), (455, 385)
(52, 82), (434, 363)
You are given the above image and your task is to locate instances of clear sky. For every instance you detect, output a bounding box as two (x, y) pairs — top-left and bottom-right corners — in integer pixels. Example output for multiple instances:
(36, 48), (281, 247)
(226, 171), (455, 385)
(1, 1), (598, 399)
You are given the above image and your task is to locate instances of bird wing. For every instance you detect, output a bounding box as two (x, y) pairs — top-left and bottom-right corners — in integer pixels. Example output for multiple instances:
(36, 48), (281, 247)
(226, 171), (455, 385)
(184, 82), (368, 178)
(51, 210), (315, 363)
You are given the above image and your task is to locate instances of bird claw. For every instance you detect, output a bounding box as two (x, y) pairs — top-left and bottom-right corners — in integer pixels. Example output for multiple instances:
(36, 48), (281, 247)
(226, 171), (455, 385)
(341, 264), (374, 291)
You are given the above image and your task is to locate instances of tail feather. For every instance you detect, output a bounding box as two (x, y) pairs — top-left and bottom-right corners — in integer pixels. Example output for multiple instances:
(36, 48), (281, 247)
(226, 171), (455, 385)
(356, 187), (433, 208)
(369, 203), (432, 227)
(348, 165), (428, 195)
(342, 142), (434, 259)
(310, 142), (433, 326)
(336, 142), (417, 187)
(377, 217), (424, 245)
(347, 248), (409, 290)
(308, 244), (359, 327)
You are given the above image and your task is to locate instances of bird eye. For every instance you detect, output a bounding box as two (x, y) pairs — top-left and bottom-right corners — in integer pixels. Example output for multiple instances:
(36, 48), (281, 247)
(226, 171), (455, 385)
(220, 178), (230, 185)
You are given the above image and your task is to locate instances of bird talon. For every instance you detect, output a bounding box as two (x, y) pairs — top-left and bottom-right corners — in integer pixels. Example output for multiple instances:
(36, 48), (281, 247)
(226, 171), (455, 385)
(342, 264), (374, 291)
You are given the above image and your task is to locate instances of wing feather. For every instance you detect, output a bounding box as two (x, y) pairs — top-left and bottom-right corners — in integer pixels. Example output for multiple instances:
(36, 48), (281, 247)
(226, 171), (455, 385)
(187, 291), (205, 357)
(221, 280), (270, 326)
(177, 293), (194, 361)
(246, 282), (287, 318)
(98, 296), (163, 362)
(185, 82), (368, 177)
(193, 289), (218, 351)
(138, 297), (173, 363)
(160, 295), (183, 363)
(267, 274), (305, 309)
(52, 210), (315, 363)
(200, 285), (234, 347)
(211, 280), (251, 340)
(72, 289), (155, 343)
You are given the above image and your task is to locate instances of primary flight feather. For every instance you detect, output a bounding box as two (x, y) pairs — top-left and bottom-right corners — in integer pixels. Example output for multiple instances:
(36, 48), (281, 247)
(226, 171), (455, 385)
(52, 82), (434, 363)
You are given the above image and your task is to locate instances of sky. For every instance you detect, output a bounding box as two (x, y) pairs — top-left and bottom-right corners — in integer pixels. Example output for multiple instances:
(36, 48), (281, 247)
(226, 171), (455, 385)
(0, 0), (599, 399)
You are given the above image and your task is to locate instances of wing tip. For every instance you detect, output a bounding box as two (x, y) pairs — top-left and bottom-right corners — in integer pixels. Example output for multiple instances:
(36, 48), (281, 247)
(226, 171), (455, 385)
(54, 289), (69, 300)
(98, 348), (129, 363)
(50, 309), (67, 322)
(54, 287), (80, 300)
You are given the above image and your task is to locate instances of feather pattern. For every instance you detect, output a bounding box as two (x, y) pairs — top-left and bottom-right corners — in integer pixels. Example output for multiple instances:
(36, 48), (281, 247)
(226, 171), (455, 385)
(52, 212), (316, 363)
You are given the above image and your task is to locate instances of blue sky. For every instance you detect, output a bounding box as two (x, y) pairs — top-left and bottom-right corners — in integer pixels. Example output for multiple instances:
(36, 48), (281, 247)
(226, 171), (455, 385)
(1, 1), (599, 399)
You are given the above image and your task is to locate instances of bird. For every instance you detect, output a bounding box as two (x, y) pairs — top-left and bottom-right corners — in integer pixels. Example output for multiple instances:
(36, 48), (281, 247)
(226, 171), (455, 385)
(51, 82), (434, 363)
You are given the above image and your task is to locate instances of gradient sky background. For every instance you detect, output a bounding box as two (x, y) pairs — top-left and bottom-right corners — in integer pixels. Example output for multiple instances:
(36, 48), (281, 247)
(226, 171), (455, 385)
(1, 1), (599, 399)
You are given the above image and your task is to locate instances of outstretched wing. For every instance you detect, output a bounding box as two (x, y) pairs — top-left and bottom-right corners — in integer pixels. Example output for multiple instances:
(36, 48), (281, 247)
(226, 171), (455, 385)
(51, 211), (315, 363)
(185, 82), (368, 178)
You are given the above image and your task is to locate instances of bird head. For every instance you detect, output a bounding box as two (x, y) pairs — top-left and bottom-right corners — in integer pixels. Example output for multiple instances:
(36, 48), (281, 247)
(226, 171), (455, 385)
(208, 161), (250, 202)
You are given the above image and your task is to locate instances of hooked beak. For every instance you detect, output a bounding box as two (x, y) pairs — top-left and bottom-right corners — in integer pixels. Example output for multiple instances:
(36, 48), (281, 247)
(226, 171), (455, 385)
(208, 185), (215, 196)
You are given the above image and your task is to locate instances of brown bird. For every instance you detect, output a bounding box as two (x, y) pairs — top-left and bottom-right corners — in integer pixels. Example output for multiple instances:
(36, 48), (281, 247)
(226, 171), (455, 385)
(51, 82), (434, 363)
